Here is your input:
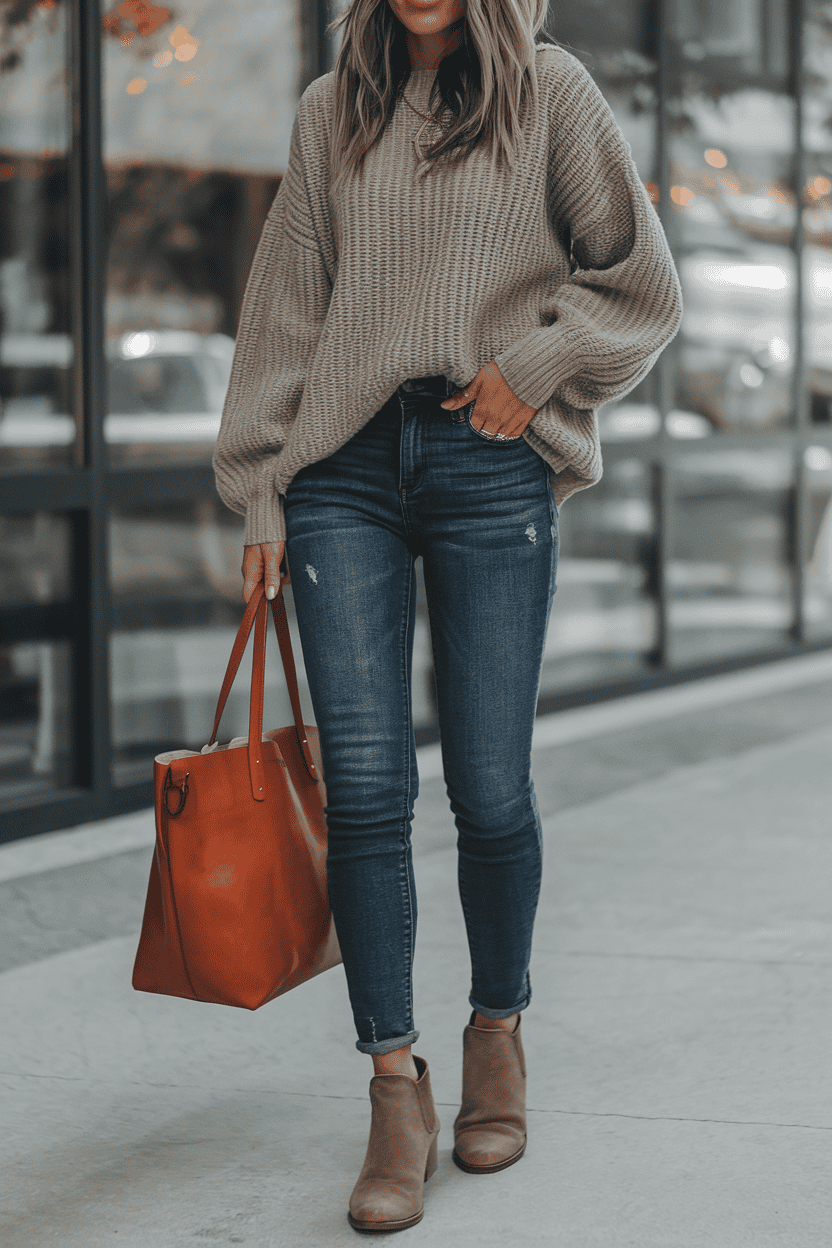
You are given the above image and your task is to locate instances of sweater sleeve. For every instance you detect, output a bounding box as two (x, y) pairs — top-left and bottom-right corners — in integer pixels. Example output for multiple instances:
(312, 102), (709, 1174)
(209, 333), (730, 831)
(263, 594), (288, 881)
(493, 53), (683, 414)
(212, 92), (333, 546)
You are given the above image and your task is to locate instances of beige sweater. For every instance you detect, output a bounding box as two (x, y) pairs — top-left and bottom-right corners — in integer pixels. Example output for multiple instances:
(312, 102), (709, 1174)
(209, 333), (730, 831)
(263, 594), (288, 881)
(213, 44), (684, 546)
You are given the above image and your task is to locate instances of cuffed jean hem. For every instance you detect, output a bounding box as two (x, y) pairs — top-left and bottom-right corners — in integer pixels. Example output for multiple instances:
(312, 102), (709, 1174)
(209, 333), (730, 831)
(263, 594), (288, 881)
(468, 991), (531, 1020)
(355, 1029), (421, 1056)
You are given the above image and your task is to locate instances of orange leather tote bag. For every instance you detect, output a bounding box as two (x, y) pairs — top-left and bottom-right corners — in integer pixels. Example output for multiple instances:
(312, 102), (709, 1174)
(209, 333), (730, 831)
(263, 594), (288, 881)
(132, 577), (341, 1009)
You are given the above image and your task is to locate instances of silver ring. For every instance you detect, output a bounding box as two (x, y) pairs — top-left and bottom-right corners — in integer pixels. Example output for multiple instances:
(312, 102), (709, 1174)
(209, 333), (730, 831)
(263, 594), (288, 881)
(477, 426), (517, 442)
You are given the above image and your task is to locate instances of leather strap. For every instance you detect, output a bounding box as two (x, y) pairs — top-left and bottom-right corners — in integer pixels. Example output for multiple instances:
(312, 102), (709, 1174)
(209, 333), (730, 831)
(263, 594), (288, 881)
(266, 578), (318, 782)
(246, 587), (267, 801)
(208, 577), (319, 798)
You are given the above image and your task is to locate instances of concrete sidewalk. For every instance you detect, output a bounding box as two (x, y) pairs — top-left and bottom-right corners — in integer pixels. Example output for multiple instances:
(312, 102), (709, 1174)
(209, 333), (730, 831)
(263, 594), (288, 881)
(2, 670), (832, 1246)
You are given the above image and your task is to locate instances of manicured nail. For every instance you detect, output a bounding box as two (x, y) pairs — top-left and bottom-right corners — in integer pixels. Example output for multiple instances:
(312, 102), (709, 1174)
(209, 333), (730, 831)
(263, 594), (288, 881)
(266, 586), (276, 599)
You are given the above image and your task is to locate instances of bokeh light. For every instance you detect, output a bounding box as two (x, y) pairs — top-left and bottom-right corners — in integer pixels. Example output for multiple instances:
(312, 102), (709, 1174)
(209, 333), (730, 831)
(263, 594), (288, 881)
(671, 185), (696, 207)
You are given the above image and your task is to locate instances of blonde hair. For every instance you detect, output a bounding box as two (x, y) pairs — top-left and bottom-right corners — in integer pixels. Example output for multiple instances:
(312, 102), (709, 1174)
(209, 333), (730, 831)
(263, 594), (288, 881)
(326, 1), (564, 196)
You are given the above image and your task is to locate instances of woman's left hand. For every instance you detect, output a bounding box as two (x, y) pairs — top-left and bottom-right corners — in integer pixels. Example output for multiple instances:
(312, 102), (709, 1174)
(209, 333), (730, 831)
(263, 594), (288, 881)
(440, 360), (538, 438)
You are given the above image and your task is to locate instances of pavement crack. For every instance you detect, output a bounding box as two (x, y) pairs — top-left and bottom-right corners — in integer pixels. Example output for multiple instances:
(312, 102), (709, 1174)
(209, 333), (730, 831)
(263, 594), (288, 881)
(2, 1071), (829, 1132)
(522, 1106), (832, 1131)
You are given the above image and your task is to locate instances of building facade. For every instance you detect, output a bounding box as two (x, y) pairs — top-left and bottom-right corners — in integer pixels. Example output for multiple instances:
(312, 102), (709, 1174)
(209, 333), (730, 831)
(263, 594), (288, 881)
(2, 0), (832, 841)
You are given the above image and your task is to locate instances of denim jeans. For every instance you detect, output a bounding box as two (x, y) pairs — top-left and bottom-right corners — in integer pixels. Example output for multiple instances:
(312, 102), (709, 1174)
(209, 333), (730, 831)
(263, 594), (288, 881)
(283, 374), (558, 1055)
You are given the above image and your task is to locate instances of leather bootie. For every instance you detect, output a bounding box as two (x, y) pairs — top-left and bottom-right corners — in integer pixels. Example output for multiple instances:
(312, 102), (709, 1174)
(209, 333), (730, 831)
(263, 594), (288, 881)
(452, 1009), (527, 1174)
(348, 1054), (441, 1232)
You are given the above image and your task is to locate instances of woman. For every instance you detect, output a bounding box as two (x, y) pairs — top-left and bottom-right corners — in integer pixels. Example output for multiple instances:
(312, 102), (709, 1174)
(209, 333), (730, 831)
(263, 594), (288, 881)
(213, 0), (683, 1233)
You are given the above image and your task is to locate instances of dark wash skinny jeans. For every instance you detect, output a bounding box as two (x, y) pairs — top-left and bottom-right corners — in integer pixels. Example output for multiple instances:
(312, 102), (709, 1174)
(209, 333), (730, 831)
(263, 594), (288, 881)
(284, 375), (558, 1055)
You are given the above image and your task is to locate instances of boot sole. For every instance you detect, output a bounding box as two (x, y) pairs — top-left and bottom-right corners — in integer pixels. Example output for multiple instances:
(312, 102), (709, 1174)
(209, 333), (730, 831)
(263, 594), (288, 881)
(452, 1138), (527, 1174)
(348, 1207), (425, 1232)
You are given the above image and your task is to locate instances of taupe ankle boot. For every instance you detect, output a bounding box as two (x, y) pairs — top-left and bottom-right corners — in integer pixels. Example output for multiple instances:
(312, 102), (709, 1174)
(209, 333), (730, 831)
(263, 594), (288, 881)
(348, 1054), (441, 1232)
(452, 1010), (527, 1174)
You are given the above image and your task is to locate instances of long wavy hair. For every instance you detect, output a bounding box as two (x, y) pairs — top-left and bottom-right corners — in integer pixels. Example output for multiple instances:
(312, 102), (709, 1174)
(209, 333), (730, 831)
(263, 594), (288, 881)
(325, 1), (564, 196)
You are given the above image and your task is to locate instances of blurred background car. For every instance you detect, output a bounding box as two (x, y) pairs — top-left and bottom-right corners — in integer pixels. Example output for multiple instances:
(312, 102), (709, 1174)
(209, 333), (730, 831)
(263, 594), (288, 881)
(0, 329), (235, 463)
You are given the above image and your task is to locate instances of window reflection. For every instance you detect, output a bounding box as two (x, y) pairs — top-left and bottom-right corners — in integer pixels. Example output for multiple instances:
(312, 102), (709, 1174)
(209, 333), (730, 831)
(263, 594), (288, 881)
(105, 330), (234, 465)
(803, 1), (832, 425)
(540, 459), (659, 691)
(100, 3), (304, 784)
(668, 449), (794, 662)
(0, 4), (73, 469)
(667, 0), (797, 435)
(0, 512), (71, 606)
(102, 3), (299, 466)
(670, 0), (789, 78)
(805, 443), (832, 633)
(0, 640), (72, 812)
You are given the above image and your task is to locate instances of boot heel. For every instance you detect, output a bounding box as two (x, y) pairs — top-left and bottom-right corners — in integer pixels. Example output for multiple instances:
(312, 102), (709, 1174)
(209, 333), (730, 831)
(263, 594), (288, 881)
(424, 1131), (439, 1182)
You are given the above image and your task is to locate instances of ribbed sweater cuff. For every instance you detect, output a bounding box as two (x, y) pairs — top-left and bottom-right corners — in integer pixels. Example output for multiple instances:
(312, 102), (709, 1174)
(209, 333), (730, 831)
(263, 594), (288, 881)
(495, 329), (578, 413)
(243, 464), (286, 546)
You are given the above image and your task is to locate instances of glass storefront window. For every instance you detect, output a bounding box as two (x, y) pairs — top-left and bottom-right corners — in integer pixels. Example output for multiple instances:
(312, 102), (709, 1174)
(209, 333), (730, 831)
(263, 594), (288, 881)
(0, 639), (72, 812)
(101, 1), (300, 467)
(0, 511), (70, 606)
(804, 442), (832, 634)
(668, 448), (795, 662)
(105, 330), (236, 466)
(670, 0), (789, 78)
(541, 458), (659, 691)
(0, 1), (73, 469)
(667, 0), (797, 437)
(803, 0), (832, 426)
(0, 513), (73, 811)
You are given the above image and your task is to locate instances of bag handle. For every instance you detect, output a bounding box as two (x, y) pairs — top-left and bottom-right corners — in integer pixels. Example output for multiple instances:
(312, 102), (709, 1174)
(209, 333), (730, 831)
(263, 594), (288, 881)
(208, 577), (319, 798)
(266, 574), (319, 783)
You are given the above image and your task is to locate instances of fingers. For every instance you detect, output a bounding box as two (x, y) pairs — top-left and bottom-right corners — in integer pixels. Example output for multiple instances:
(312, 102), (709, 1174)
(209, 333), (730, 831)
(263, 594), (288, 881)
(262, 541), (284, 600)
(241, 542), (285, 602)
(241, 544), (264, 603)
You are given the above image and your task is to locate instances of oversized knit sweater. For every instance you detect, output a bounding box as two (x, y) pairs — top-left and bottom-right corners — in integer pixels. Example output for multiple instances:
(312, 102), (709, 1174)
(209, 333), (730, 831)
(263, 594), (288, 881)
(213, 44), (684, 547)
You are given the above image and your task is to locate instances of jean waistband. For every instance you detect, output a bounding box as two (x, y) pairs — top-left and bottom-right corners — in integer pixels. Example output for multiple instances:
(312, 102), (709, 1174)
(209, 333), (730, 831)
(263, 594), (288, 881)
(397, 375), (456, 399)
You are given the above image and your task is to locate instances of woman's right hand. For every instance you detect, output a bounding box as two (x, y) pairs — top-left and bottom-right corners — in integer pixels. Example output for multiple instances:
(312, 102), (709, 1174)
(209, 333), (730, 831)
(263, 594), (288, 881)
(242, 541), (287, 603)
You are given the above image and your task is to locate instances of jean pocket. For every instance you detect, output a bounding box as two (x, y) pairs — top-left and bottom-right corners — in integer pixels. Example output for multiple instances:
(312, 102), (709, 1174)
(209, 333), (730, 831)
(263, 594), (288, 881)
(464, 405), (524, 444)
